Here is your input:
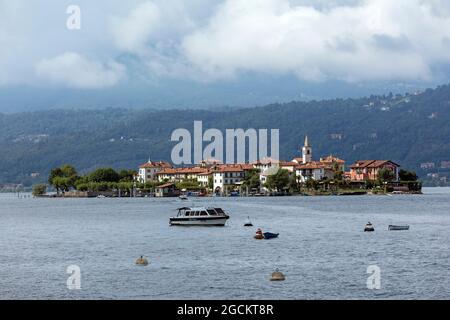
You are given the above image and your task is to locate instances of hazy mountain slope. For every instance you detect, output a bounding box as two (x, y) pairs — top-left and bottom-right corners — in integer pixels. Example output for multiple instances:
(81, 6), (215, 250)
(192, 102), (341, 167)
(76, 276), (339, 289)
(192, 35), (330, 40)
(1, 84), (450, 185)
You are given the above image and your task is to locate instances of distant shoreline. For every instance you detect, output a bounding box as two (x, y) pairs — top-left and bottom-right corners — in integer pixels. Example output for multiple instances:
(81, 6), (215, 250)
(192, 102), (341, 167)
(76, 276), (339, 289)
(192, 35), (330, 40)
(31, 190), (423, 199)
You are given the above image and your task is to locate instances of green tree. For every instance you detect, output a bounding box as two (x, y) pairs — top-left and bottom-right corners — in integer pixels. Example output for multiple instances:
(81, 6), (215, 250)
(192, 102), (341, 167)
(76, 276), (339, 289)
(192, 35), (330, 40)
(119, 169), (137, 182)
(305, 178), (319, 191)
(117, 181), (133, 194)
(265, 169), (290, 192)
(242, 168), (261, 190)
(176, 179), (202, 191)
(89, 168), (120, 183)
(332, 162), (344, 182)
(208, 175), (214, 190)
(48, 164), (78, 194)
(48, 167), (63, 185)
(399, 169), (418, 182)
(52, 176), (70, 193)
(32, 184), (47, 196)
(60, 164), (78, 178)
(377, 168), (395, 183)
(287, 173), (298, 192)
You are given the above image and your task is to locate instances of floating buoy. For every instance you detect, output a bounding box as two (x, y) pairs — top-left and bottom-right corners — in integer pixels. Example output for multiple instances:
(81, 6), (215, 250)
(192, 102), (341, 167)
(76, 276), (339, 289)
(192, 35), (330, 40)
(254, 228), (264, 239)
(364, 222), (375, 232)
(135, 256), (149, 266)
(244, 216), (253, 227)
(270, 269), (285, 281)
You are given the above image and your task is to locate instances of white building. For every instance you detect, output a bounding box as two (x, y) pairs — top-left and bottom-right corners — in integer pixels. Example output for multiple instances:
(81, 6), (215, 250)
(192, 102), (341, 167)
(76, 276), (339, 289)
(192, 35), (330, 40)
(156, 167), (209, 183)
(293, 136), (344, 182)
(213, 164), (253, 193)
(138, 160), (172, 183)
(295, 163), (333, 183)
(197, 170), (212, 187)
(252, 157), (280, 173)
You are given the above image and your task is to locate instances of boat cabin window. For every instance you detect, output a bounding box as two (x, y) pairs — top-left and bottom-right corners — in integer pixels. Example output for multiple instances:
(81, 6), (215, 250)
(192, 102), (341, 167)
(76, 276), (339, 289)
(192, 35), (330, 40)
(185, 211), (191, 216)
(215, 208), (225, 214)
(207, 209), (216, 215)
(200, 211), (208, 216)
(195, 211), (200, 216)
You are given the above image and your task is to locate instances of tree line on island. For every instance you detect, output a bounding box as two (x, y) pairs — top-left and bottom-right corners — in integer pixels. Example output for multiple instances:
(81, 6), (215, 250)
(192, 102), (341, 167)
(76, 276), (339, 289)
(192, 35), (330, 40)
(31, 164), (206, 197)
(32, 164), (421, 197)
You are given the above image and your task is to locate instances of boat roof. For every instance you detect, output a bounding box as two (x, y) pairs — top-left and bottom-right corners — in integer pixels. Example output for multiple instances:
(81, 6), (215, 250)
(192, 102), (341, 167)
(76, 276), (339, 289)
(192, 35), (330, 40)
(176, 206), (222, 211)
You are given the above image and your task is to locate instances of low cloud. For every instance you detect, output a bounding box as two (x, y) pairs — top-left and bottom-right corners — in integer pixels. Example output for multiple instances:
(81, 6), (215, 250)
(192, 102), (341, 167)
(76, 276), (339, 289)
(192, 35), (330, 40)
(35, 52), (126, 89)
(3, 0), (450, 88)
(178, 0), (450, 82)
(111, 2), (162, 53)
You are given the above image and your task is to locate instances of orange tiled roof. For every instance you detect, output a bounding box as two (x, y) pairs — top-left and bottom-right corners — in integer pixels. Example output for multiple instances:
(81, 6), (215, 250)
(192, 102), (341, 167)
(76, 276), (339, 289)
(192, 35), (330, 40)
(213, 163), (254, 173)
(296, 161), (332, 170)
(198, 170), (213, 176)
(280, 161), (297, 166)
(156, 182), (176, 188)
(350, 160), (400, 169)
(139, 161), (172, 169)
(320, 155), (345, 164)
(156, 167), (209, 175)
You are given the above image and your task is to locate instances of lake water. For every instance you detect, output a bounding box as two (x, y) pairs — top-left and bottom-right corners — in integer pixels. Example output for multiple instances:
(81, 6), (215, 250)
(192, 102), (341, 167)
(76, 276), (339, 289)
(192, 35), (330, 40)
(1, 188), (450, 300)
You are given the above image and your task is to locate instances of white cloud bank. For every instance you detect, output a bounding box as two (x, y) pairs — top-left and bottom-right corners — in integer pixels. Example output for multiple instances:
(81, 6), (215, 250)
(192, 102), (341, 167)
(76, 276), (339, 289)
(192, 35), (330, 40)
(35, 53), (125, 89)
(111, 2), (162, 53)
(110, 0), (450, 82)
(3, 0), (450, 88)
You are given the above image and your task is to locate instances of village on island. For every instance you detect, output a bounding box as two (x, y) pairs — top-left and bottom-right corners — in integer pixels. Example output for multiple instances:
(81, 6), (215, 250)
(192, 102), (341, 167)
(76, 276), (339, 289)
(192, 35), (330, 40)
(33, 135), (422, 198)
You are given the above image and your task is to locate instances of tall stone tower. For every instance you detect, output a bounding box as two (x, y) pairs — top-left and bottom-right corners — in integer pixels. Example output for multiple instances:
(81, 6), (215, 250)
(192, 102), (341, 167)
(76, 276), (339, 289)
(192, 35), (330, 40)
(302, 135), (312, 164)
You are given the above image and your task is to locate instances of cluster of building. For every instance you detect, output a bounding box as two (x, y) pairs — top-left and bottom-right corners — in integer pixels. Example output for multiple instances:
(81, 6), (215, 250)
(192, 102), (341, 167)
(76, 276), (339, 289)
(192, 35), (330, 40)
(420, 161), (450, 170)
(137, 136), (401, 194)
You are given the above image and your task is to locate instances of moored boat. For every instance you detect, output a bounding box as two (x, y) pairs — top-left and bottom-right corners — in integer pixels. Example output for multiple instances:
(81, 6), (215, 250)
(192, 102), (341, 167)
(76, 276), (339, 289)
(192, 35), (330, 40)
(169, 207), (230, 226)
(254, 228), (279, 239)
(244, 216), (253, 227)
(388, 225), (410, 231)
(263, 232), (279, 239)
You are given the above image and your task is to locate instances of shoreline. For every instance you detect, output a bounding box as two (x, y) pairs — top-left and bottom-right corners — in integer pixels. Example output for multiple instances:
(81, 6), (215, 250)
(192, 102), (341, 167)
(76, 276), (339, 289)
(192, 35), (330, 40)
(33, 190), (423, 199)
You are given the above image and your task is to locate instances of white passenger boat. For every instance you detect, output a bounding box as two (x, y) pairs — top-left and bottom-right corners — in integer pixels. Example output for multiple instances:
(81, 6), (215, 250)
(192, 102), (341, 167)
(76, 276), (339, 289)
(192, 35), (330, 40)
(169, 207), (230, 226)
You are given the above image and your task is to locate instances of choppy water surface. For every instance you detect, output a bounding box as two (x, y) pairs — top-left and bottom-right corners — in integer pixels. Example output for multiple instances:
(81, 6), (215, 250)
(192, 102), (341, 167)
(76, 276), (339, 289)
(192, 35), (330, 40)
(0, 188), (449, 299)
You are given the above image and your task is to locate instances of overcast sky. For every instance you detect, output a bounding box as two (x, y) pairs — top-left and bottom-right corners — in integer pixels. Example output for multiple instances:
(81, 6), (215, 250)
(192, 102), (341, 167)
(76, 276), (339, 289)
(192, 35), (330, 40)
(2, 0), (450, 111)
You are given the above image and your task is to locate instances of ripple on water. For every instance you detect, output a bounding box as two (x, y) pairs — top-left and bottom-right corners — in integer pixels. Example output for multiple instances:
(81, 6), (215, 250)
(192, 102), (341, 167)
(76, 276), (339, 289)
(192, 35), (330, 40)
(0, 189), (450, 299)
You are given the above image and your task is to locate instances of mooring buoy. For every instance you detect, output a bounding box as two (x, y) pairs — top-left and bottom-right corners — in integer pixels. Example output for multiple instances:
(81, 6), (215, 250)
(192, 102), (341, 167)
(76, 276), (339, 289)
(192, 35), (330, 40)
(135, 256), (149, 266)
(270, 269), (285, 281)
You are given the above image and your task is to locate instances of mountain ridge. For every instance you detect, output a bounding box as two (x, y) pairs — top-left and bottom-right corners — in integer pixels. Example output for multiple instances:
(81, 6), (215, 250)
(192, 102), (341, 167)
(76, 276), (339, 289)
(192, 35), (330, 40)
(1, 84), (450, 186)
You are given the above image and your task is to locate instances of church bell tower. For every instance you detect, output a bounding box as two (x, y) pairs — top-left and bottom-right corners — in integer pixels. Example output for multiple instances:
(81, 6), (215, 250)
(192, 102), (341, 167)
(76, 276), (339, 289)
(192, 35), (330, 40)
(302, 135), (312, 164)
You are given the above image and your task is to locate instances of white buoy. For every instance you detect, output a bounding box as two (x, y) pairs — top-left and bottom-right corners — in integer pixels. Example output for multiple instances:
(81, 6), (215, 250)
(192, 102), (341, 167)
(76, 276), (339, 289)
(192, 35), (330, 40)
(364, 222), (375, 232)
